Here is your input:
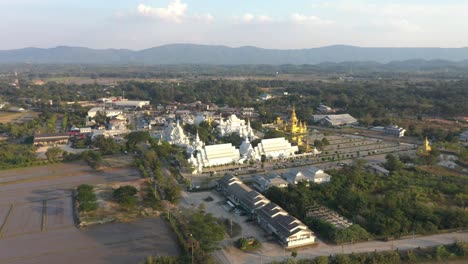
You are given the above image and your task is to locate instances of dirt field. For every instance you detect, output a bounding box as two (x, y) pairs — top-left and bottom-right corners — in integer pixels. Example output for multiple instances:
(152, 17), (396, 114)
(0, 112), (22, 123)
(0, 111), (40, 124)
(0, 162), (180, 264)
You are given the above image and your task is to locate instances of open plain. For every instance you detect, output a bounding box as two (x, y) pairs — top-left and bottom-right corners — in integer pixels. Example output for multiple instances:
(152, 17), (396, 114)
(0, 161), (180, 264)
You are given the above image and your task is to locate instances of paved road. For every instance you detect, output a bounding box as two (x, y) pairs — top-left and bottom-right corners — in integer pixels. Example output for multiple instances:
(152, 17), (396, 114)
(217, 231), (468, 264)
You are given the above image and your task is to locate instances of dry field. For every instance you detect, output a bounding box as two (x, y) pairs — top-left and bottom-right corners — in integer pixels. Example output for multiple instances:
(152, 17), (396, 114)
(0, 112), (22, 123)
(0, 161), (179, 264)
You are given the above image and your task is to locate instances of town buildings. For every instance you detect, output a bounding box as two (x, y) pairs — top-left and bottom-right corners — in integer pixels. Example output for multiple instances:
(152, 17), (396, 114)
(316, 104), (334, 113)
(384, 125), (406, 138)
(217, 174), (316, 248)
(253, 173), (288, 192)
(33, 133), (70, 147)
(284, 167), (331, 184)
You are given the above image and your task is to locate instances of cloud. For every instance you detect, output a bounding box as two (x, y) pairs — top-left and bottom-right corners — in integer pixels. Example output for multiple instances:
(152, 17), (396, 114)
(137, 0), (187, 23)
(319, 1), (468, 18)
(193, 13), (214, 24)
(291, 13), (333, 25)
(241, 13), (273, 23)
(386, 18), (422, 32)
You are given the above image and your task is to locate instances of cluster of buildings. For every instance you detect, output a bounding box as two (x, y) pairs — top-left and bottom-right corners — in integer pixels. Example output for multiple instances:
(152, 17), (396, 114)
(371, 125), (406, 138)
(252, 167), (331, 192)
(85, 107), (130, 139)
(217, 174), (316, 248)
(159, 112), (303, 174)
(186, 135), (299, 174)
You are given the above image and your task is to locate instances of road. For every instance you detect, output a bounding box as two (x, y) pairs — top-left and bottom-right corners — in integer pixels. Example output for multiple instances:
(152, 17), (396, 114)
(216, 231), (468, 264)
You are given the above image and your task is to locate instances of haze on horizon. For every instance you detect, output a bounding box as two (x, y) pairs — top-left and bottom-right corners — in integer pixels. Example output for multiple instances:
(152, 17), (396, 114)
(1, 0), (468, 50)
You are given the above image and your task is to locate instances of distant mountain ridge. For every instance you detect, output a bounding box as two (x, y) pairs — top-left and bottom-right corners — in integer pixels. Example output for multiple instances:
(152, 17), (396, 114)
(1, 44), (468, 64)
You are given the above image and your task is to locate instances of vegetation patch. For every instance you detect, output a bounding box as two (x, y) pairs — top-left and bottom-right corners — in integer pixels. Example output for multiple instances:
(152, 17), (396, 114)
(77, 180), (161, 227)
(265, 161), (468, 241)
(236, 237), (262, 251)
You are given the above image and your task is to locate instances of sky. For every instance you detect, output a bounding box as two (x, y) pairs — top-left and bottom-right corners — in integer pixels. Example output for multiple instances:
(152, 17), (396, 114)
(1, 0), (467, 50)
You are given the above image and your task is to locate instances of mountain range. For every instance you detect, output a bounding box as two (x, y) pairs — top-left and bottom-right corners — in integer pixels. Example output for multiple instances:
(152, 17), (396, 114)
(1, 44), (468, 65)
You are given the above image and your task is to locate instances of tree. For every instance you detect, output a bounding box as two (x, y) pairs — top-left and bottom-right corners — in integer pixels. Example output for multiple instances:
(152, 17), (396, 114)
(189, 211), (225, 252)
(321, 137), (330, 146)
(93, 135), (120, 155)
(314, 139), (323, 150)
(162, 177), (181, 204)
(45, 147), (63, 162)
(126, 131), (150, 151)
(384, 154), (403, 172)
(113, 185), (138, 206)
(82, 150), (102, 170)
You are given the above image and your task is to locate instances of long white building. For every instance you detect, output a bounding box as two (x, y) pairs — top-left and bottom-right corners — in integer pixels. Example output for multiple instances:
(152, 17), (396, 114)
(254, 137), (299, 159)
(189, 143), (240, 174)
(112, 100), (150, 109)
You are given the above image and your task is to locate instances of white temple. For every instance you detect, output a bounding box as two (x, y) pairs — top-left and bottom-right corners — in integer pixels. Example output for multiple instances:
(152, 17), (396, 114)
(162, 120), (190, 146)
(217, 114), (256, 140)
(254, 138), (299, 159)
(186, 130), (204, 155)
(239, 136), (260, 163)
(188, 143), (240, 174)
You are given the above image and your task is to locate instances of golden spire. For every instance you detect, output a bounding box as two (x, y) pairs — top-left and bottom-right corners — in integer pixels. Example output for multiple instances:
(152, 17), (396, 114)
(291, 105), (298, 124)
(424, 137), (431, 152)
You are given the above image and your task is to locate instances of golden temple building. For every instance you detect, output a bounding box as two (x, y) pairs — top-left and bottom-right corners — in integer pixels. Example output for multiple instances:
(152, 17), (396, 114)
(424, 137), (431, 153)
(275, 106), (307, 146)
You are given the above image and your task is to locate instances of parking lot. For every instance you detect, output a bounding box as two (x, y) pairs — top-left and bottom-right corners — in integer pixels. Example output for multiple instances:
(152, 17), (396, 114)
(182, 190), (270, 242)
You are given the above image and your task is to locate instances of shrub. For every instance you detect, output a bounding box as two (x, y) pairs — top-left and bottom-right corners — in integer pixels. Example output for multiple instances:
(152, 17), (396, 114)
(113, 185), (138, 206)
(236, 237), (261, 251)
(76, 184), (98, 212)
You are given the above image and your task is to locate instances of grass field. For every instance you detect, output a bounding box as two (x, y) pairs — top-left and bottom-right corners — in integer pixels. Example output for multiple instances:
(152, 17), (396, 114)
(417, 165), (466, 177)
(0, 112), (23, 123)
(0, 111), (40, 124)
(44, 76), (168, 85)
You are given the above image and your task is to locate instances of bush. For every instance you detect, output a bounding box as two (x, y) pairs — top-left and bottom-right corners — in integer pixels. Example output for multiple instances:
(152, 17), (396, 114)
(76, 184), (98, 212)
(236, 237), (261, 251)
(113, 185), (138, 206)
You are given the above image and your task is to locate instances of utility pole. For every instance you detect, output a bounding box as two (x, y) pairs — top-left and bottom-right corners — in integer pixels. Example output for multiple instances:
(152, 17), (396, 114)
(189, 233), (194, 264)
